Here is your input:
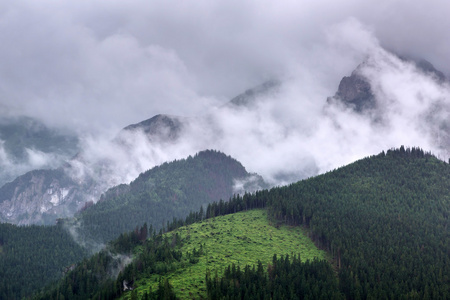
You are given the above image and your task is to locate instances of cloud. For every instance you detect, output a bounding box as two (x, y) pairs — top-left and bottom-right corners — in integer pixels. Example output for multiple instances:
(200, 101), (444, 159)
(1, 1), (450, 188)
(0, 140), (69, 185)
(2, 1), (450, 130)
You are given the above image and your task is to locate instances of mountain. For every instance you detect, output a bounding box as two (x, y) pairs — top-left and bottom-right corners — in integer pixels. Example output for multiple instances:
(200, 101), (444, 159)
(327, 55), (450, 159)
(70, 150), (266, 245)
(33, 147), (450, 299)
(226, 80), (281, 107)
(328, 67), (376, 112)
(120, 114), (186, 143)
(0, 116), (79, 187)
(2, 52), (449, 227)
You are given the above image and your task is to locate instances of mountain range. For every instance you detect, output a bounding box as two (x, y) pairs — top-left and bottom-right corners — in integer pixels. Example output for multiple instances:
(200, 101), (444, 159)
(2, 52), (449, 226)
(0, 79), (283, 225)
(0, 49), (449, 298)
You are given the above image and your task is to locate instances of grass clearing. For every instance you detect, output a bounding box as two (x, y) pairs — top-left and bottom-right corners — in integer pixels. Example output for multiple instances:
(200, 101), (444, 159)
(126, 209), (327, 299)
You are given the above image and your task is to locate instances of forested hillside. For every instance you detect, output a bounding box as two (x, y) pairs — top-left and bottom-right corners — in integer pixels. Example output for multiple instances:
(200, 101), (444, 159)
(71, 150), (266, 243)
(0, 223), (86, 299)
(262, 147), (449, 299)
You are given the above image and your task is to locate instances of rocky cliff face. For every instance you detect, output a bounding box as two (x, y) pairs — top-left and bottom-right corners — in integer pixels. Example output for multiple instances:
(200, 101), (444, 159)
(0, 169), (87, 225)
(329, 68), (376, 112)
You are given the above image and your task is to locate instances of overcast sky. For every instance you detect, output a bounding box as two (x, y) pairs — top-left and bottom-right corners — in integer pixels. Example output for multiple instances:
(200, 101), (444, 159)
(1, 0), (450, 186)
(1, 0), (449, 132)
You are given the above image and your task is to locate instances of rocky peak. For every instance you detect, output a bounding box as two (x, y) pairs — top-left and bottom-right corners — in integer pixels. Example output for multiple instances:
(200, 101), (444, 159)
(331, 68), (376, 112)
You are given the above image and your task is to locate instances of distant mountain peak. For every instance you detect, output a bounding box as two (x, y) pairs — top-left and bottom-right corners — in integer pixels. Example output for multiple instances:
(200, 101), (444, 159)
(227, 80), (281, 108)
(328, 55), (448, 114)
(328, 66), (376, 112)
(120, 114), (185, 143)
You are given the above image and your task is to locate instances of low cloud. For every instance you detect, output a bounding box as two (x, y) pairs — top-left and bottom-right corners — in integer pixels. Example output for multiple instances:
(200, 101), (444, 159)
(0, 141), (69, 185)
(1, 2), (450, 189)
(50, 19), (450, 192)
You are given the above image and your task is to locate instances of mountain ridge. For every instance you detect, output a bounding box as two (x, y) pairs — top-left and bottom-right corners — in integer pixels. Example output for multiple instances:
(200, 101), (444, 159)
(68, 149), (267, 245)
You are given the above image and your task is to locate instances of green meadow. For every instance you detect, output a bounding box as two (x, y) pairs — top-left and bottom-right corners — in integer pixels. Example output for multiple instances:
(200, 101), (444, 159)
(126, 209), (327, 299)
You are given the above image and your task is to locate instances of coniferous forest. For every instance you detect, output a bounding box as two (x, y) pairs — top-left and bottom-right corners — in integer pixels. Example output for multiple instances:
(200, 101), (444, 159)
(0, 223), (86, 299)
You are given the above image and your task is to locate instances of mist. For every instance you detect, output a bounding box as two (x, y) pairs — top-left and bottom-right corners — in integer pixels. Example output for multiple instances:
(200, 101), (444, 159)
(1, 1), (450, 188)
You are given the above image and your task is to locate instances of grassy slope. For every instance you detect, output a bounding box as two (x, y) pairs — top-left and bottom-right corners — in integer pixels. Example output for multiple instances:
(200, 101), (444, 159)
(127, 209), (327, 299)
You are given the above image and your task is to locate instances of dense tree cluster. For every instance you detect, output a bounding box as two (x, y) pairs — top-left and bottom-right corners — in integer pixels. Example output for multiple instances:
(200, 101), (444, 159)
(206, 255), (343, 299)
(0, 223), (86, 299)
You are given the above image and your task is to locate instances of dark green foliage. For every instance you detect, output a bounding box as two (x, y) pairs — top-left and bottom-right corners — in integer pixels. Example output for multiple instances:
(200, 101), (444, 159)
(76, 150), (264, 243)
(206, 255), (343, 299)
(258, 147), (449, 299)
(0, 223), (86, 299)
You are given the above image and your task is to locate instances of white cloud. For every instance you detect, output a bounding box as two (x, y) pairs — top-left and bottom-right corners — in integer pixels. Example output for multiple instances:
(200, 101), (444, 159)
(1, 1), (450, 188)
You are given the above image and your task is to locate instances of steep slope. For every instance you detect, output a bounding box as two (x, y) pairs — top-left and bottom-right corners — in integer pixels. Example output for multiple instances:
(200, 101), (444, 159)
(71, 150), (266, 244)
(0, 222), (87, 299)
